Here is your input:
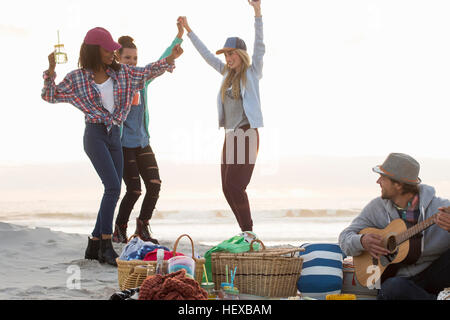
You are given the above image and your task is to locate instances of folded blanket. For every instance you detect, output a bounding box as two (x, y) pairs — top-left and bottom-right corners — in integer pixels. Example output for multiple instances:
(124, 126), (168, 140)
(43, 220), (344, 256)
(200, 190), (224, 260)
(143, 249), (185, 261)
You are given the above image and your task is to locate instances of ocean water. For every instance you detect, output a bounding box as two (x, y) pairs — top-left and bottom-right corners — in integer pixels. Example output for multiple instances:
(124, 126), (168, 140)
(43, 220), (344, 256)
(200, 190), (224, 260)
(0, 199), (358, 247)
(0, 160), (385, 247)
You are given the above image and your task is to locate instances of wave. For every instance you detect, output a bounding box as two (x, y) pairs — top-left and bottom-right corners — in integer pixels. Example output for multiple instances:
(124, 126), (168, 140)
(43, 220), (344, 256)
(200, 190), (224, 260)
(0, 208), (359, 222)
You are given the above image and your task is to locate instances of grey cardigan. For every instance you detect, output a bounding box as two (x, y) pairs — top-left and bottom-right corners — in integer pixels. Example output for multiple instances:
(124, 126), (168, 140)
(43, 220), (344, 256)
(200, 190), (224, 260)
(187, 17), (265, 129)
(339, 184), (450, 277)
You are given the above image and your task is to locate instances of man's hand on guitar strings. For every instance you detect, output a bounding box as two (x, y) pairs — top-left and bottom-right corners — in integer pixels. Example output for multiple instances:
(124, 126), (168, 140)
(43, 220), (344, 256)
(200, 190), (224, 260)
(436, 207), (450, 232)
(361, 233), (391, 259)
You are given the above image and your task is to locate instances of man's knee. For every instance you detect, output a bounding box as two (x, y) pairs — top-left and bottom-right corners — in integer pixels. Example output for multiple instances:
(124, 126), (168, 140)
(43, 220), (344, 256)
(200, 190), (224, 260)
(379, 277), (411, 300)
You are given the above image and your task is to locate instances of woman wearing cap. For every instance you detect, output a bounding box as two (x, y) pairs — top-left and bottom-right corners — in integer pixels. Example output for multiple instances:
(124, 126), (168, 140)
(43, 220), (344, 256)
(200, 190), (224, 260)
(179, 0), (265, 232)
(41, 27), (183, 266)
(112, 23), (184, 245)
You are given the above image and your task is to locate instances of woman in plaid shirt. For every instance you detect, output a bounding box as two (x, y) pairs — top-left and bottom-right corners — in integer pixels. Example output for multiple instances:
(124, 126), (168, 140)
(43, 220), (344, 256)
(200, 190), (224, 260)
(41, 27), (183, 266)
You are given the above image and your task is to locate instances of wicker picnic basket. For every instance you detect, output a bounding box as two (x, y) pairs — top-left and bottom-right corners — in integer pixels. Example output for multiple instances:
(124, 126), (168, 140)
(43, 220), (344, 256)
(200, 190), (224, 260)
(116, 234), (206, 290)
(122, 264), (155, 290)
(172, 234), (206, 284)
(211, 239), (305, 298)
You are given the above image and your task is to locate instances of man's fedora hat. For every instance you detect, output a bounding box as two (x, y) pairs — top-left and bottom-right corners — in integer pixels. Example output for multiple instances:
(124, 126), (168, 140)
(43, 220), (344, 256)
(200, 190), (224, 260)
(372, 153), (421, 185)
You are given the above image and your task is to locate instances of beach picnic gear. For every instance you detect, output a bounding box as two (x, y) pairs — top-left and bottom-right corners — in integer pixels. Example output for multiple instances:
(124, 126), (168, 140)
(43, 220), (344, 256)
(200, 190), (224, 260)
(204, 231), (259, 284)
(143, 248), (184, 261)
(121, 265), (152, 292)
(341, 257), (378, 297)
(84, 27), (121, 52)
(119, 236), (169, 261)
(168, 255), (195, 278)
(296, 243), (344, 299)
(117, 234), (205, 290)
(109, 287), (140, 300)
(372, 153), (421, 185)
(216, 37), (247, 54)
(201, 282), (217, 300)
(326, 293), (356, 300)
(121, 251), (186, 289)
(171, 234), (206, 283)
(211, 239), (304, 298)
(138, 269), (208, 300)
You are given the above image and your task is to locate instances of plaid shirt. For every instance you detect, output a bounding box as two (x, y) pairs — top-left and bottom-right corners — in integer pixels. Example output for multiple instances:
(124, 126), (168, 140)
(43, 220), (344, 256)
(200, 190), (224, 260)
(42, 59), (175, 131)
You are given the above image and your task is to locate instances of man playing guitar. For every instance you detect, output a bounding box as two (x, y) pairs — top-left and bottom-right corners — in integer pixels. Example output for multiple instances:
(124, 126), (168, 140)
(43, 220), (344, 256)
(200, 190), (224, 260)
(339, 153), (450, 299)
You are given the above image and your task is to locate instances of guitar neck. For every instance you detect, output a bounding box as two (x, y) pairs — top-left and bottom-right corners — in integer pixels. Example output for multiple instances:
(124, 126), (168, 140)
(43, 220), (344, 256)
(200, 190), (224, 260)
(396, 215), (435, 244)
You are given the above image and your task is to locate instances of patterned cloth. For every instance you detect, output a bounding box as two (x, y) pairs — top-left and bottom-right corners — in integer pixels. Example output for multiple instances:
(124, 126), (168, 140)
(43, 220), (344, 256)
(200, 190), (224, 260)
(41, 59), (174, 131)
(394, 194), (420, 224)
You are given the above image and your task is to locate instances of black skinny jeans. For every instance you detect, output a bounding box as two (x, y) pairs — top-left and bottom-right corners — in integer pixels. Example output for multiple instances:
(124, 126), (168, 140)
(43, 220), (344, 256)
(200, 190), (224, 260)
(115, 145), (161, 225)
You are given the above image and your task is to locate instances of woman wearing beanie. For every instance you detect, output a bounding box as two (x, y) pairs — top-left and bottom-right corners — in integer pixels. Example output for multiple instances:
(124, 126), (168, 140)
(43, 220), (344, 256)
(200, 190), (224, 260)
(41, 27), (183, 266)
(179, 0), (265, 232)
(113, 22), (184, 244)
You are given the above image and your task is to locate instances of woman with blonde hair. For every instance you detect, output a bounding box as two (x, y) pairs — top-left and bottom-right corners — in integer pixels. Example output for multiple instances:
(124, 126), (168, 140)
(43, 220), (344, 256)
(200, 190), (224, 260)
(179, 0), (265, 232)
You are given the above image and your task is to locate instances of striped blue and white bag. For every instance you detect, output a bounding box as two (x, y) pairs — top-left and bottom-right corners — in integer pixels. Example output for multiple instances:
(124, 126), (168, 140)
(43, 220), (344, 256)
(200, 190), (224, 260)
(297, 243), (344, 299)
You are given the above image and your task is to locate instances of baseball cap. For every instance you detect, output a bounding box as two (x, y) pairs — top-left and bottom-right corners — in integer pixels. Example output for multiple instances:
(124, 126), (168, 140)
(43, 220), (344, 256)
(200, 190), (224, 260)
(84, 27), (121, 52)
(216, 37), (247, 55)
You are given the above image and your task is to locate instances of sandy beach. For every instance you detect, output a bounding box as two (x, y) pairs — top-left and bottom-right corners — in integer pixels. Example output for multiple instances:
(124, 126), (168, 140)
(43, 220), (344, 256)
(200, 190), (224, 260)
(0, 222), (212, 300)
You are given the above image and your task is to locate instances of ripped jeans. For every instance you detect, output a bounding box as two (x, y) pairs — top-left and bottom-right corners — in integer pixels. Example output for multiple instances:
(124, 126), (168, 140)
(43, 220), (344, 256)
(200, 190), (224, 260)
(115, 145), (161, 225)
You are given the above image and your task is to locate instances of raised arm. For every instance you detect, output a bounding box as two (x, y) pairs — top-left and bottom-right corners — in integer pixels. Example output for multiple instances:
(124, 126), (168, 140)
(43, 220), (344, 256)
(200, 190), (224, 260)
(158, 20), (184, 61)
(249, 0), (265, 79)
(179, 16), (225, 74)
(127, 44), (183, 92)
(249, 0), (262, 17)
(145, 20), (184, 87)
(41, 52), (75, 104)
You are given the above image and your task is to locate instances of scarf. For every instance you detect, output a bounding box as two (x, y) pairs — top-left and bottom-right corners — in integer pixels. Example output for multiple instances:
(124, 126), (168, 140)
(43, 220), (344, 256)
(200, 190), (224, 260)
(394, 194), (420, 224)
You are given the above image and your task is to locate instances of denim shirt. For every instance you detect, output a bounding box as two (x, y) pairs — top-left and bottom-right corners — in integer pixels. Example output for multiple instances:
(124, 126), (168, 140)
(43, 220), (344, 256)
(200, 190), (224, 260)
(187, 17), (265, 129)
(121, 91), (149, 148)
(119, 37), (183, 148)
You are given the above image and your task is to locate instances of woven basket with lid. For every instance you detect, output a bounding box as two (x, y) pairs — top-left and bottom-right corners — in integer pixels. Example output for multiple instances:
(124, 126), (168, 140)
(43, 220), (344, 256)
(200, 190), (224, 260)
(211, 239), (304, 298)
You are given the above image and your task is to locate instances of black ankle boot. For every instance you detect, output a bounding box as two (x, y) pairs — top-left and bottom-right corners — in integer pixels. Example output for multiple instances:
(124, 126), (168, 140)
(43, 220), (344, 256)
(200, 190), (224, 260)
(84, 237), (100, 260)
(135, 218), (159, 244)
(98, 238), (119, 267)
(112, 223), (128, 244)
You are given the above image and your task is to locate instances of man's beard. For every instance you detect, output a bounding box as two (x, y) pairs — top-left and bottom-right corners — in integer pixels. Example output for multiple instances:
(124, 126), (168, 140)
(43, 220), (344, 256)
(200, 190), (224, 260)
(380, 189), (392, 200)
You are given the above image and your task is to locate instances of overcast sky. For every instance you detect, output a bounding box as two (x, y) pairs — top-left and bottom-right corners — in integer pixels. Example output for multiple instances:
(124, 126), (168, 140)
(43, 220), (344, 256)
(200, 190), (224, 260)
(2, 0), (450, 166)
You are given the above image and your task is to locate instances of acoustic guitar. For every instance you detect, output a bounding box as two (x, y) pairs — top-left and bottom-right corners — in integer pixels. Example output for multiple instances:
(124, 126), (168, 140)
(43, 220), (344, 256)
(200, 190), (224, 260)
(353, 214), (436, 288)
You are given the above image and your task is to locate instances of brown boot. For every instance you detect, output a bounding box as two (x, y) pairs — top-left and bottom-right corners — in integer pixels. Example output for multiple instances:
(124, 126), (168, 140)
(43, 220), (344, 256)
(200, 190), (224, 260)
(112, 223), (128, 244)
(135, 218), (159, 244)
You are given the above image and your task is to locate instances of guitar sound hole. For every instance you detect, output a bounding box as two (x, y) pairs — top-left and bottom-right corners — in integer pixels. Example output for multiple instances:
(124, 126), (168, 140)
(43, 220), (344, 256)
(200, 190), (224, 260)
(386, 236), (397, 252)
